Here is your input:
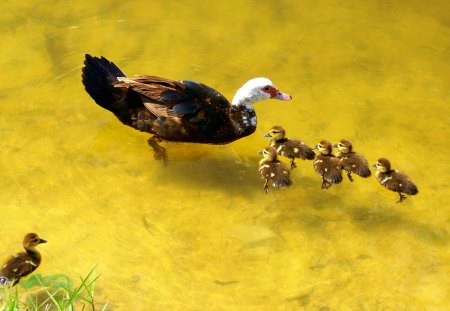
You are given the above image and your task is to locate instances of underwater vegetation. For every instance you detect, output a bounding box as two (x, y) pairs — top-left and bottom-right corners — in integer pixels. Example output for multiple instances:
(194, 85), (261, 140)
(0, 267), (107, 310)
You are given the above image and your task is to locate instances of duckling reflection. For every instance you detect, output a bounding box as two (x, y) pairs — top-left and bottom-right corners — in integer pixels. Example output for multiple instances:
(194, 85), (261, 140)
(333, 139), (371, 182)
(312, 140), (343, 189)
(0, 233), (47, 286)
(258, 147), (292, 193)
(373, 158), (418, 203)
(264, 125), (315, 169)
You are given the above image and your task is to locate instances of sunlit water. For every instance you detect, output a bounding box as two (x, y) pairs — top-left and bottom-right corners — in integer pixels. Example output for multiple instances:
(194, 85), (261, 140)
(0, 0), (449, 310)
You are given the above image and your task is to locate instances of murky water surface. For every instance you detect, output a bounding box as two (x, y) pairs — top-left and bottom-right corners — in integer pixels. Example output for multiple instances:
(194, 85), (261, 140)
(0, 0), (449, 309)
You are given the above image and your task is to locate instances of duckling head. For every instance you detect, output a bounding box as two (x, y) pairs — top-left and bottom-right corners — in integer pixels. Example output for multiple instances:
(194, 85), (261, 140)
(263, 125), (286, 140)
(23, 233), (47, 250)
(232, 78), (292, 108)
(313, 140), (332, 155)
(258, 146), (278, 161)
(373, 158), (391, 173)
(333, 139), (353, 153)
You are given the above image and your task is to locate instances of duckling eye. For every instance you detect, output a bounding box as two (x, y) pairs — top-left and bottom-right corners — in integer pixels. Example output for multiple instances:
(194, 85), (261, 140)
(263, 86), (270, 91)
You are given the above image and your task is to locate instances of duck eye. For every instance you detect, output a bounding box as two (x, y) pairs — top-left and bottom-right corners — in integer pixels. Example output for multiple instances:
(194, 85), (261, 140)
(263, 86), (270, 91)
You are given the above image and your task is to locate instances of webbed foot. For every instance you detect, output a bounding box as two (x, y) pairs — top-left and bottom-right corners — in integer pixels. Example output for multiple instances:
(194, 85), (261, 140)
(321, 177), (332, 190)
(396, 193), (406, 203)
(290, 159), (297, 170)
(264, 179), (270, 193)
(347, 172), (354, 182)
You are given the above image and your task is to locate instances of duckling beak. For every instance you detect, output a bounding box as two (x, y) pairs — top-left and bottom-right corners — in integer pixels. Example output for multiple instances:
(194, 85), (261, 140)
(258, 151), (263, 155)
(263, 133), (272, 137)
(272, 91), (292, 101)
(312, 145), (318, 150)
(332, 144), (338, 148)
(39, 239), (47, 244)
(372, 163), (377, 168)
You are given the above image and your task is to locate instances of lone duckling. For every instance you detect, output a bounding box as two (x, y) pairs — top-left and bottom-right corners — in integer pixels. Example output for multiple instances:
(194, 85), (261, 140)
(312, 140), (343, 189)
(264, 125), (315, 169)
(0, 233), (47, 286)
(258, 146), (292, 193)
(333, 139), (371, 182)
(373, 158), (418, 203)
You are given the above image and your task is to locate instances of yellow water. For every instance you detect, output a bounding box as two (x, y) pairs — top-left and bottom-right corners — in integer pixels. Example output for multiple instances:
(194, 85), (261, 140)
(0, 0), (449, 309)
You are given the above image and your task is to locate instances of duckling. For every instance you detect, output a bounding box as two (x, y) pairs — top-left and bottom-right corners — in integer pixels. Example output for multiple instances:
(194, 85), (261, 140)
(373, 158), (418, 203)
(264, 125), (315, 169)
(0, 233), (47, 286)
(258, 146), (292, 193)
(333, 139), (371, 182)
(312, 140), (343, 189)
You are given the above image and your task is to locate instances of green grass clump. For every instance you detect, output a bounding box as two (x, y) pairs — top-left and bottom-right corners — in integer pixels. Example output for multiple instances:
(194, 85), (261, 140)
(0, 267), (108, 311)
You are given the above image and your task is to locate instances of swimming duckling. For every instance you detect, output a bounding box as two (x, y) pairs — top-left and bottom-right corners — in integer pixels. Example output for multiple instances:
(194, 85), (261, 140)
(0, 233), (47, 286)
(373, 158), (418, 203)
(333, 139), (371, 182)
(312, 140), (343, 189)
(264, 125), (315, 169)
(258, 146), (292, 193)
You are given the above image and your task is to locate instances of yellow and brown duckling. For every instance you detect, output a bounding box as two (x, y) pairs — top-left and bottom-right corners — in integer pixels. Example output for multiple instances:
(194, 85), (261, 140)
(258, 146), (292, 193)
(312, 140), (343, 189)
(333, 139), (371, 182)
(0, 233), (46, 286)
(373, 158), (418, 203)
(264, 125), (315, 169)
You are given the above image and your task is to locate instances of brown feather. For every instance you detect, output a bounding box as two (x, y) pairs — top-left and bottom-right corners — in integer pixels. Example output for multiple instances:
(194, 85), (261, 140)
(314, 155), (343, 184)
(114, 76), (185, 103)
(337, 152), (371, 178)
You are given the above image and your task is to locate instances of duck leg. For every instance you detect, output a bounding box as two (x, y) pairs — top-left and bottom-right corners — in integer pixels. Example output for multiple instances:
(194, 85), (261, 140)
(290, 158), (297, 170)
(321, 176), (332, 189)
(346, 171), (354, 182)
(147, 135), (168, 165)
(264, 179), (270, 193)
(396, 192), (406, 203)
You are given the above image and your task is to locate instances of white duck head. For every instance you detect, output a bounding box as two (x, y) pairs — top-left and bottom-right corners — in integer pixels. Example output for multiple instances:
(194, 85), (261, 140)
(231, 78), (292, 108)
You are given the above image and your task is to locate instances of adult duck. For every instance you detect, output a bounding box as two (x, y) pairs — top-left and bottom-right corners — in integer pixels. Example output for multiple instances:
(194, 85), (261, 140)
(81, 55), (292, 163)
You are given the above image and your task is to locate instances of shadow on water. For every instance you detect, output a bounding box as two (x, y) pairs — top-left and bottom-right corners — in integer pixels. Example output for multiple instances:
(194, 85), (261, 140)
(347, 198), (450, 246)
(269, 177), (348, 235)
(149, 154), (263, 197)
